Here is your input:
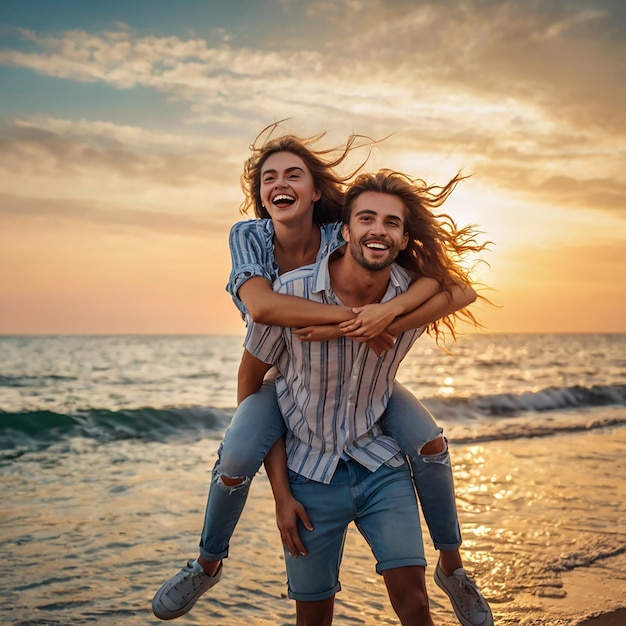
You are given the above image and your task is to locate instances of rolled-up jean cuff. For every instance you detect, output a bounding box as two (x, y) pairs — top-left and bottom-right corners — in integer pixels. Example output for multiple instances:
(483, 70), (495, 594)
(199, 546), (229, 562)
(375, 556), (427, 575)
(287, 581), (342, 602)
(433, 540), (463, 552)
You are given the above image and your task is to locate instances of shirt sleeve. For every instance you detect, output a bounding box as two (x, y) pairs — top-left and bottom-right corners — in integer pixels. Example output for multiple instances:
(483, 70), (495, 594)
(226, 220), (274, 316)
(323, 221), (346, 256)
(243, 320), (285, 365)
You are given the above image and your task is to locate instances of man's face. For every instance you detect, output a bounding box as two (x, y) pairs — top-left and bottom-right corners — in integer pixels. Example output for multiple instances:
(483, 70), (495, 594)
(342, 191), (409, 271)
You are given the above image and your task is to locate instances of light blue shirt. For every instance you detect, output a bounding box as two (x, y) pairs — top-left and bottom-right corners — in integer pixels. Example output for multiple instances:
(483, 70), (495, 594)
(244, 251), (425, 484)
(226, 219), (345, 321)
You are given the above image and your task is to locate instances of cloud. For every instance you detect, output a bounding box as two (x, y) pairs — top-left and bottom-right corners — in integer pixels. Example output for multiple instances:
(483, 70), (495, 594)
(2, 3), (622, 128)
(0, 117), (246, 223)
(0, 1), (624, 218)
(495, 170), (626, 216)
(1, 3), (623, 139)
(0, 26), (324, 102)
(0, 192), (222, 236)
(0, 124), (201, 185)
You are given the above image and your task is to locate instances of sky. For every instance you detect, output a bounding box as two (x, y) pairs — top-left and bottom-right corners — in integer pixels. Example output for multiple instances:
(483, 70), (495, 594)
(0, 0), (624, 336)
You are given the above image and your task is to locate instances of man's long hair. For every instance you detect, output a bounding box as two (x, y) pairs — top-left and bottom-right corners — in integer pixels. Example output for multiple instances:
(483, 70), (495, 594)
(343, 170), (491, 344)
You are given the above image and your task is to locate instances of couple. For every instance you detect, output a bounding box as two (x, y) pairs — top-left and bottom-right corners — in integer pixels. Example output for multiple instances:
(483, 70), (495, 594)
(152, 126), (493, 625)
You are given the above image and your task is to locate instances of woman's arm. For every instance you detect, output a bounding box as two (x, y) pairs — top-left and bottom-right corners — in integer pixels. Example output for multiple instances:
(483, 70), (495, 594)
(292, 278), (476, 349)
(386, 282), (477, 336)
(336, 276), (440, 339)
(239, 277), (355, 327)
(293, 324), (396, 355)
(290, 276), (440, 344)
(293, 275), (450, 344)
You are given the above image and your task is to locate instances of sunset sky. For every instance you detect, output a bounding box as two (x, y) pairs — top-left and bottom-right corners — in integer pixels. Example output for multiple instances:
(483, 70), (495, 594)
(1, 0), (624, 335)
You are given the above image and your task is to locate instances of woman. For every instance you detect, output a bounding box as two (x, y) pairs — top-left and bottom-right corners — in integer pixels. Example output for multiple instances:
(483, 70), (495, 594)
(152, 124), (492, 626)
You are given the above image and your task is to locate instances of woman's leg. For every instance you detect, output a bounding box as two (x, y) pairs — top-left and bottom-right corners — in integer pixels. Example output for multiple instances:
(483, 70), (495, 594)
(152, 380), (286, 621)
(199, 379), (286, 562)
(382, 382), (461, 552)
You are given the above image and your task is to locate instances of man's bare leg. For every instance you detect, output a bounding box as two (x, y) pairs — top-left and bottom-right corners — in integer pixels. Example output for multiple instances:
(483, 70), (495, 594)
(296, 597), (335, 626)
(383, 566), (434, 626)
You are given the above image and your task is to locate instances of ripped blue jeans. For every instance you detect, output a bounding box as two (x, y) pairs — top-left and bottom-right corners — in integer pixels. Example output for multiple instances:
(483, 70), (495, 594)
(198, 381), (461, 562)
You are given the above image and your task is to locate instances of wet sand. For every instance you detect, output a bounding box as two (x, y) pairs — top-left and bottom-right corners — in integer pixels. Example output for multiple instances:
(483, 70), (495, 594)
(183, 424), (626, 625)
(1, 423), (624, 625)
(578, 609), (626, 626)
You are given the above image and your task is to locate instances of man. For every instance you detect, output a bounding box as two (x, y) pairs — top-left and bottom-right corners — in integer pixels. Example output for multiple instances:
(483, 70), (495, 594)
(243, 170), (447, 626)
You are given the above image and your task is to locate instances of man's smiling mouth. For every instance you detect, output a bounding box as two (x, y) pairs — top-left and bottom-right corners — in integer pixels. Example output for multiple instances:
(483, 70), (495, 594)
(365, 241), (389, 250)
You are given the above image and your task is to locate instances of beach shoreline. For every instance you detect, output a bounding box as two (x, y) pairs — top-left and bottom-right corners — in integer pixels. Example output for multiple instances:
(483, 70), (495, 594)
(1, 333), (624, 625)
(1, 425), (624, 625)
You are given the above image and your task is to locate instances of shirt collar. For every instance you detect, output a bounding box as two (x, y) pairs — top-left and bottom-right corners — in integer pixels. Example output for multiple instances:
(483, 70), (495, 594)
(311, 245), (410, 302)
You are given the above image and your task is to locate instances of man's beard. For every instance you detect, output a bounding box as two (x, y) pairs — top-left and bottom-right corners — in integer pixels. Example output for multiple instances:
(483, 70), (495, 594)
(349, 238), (398, 271)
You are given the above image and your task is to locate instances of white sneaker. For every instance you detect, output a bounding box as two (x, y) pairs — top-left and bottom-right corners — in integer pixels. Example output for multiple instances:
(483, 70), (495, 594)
(434, 562), (493, 626)
(152, 559), (223, 620)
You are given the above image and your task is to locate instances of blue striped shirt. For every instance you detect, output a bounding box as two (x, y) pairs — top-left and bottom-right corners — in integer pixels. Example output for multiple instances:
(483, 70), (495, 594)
(244, 251), (425, 484)
(226, 219), (345, 320)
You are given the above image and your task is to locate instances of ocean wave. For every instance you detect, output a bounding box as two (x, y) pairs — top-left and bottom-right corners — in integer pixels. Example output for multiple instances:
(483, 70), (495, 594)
(1, 383), (624, 454)
(0, 373), (78, 387)
(422, 383), (626, 420)
(472, 384), (626, 415)
(0, 406), (232, 453)
(535, 531), (626, 579)
(420, 383), (626, 443)
(447, 412), (626, 444)
(548, 541), (626, 572)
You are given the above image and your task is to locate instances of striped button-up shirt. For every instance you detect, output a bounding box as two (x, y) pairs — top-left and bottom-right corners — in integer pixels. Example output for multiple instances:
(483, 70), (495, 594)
(244, 251), (425, 484)
(226, 219), (345, 321)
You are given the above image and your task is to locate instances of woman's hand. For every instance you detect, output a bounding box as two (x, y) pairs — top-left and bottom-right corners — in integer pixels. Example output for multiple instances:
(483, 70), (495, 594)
(338, 302), (398, 340)
(275, 495), (313, 558)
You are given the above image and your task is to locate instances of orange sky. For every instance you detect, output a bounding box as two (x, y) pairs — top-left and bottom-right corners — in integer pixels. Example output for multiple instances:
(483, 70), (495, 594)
(1, 1), (625, 335)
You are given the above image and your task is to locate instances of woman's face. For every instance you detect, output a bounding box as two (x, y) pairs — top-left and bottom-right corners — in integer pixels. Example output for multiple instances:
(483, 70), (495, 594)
(260, 151), (321, 226)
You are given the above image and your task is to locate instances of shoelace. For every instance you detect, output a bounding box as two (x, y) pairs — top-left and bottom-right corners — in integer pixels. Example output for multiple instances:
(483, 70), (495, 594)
(454, 575), (488, 614)
(170, 565), (206, 599)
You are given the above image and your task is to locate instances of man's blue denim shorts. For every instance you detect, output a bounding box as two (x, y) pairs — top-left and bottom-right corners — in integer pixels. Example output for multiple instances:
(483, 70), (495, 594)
(284, 457), (426, 601)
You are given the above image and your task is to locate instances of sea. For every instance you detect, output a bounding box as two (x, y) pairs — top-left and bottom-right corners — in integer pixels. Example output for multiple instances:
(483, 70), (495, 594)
(1, 333), (625, 625)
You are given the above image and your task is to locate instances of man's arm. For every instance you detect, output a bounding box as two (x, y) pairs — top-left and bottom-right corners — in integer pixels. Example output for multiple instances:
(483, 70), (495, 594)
(239, 345), (313, 556)
(237, 348), (272, 404)
(264, 438), (313, 558)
